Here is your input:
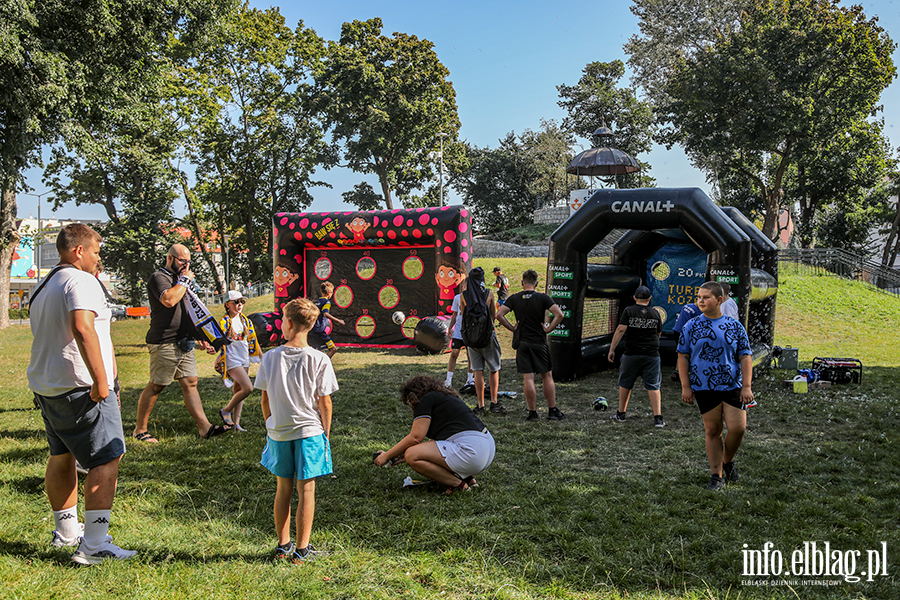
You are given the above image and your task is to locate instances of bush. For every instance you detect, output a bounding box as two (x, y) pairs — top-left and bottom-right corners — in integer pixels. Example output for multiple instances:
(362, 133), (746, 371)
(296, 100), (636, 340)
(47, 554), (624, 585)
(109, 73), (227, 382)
(8, 307), (28, 319)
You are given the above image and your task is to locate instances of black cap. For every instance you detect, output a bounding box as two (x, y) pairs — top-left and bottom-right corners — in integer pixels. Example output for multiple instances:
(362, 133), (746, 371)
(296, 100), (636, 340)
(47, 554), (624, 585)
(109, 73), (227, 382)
(634, 286), (651, 299)
(492, 267), (501, 273)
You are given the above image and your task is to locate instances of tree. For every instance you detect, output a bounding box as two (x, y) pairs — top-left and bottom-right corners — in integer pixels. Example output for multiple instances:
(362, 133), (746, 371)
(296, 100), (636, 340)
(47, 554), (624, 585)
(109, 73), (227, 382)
(455, 135), (536, 233)
(791, 120), (895, 248)
(624, 0), (749, 107)
(658, 0), (896, 240)
(0, 0), (229, 328)
(318, 18), (461, 209)
(455, 122), (585, 232)
(173, 5), (333, 284)
(519, 120), (579, 209)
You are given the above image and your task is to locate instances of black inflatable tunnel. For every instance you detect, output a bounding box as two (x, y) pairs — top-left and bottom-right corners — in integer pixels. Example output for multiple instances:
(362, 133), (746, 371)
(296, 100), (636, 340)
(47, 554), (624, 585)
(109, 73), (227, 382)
(547, 188), (756, 381)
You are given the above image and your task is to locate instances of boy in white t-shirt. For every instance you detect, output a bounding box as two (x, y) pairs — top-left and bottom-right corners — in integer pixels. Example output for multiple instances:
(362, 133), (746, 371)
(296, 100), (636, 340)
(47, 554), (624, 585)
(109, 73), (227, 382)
(27, 223), (134, 565)
(256, 297), (339, 562)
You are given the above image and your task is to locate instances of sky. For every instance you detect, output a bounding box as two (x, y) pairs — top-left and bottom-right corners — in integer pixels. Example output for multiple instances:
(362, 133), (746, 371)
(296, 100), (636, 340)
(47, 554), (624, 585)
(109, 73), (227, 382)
(17, 0), (900, 222)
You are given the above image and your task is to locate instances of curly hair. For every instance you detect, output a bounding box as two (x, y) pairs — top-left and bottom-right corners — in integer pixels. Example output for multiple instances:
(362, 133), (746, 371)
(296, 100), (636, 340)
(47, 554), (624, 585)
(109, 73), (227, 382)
(399, 374), (459, 408)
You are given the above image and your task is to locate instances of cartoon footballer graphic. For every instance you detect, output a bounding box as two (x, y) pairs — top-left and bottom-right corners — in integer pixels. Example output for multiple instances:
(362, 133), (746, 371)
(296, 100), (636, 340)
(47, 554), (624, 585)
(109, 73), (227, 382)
(345, 213), (372, 244)
(435, 256), (466, 314)
(274, 262), (300, 298)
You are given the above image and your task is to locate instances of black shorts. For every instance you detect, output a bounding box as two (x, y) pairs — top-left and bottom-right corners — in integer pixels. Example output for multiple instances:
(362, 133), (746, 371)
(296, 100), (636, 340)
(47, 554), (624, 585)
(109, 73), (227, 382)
(516, 340), (552, 375)
(35, 388), (126, 469)
(693, 388), (745, 415)
(451, 338), (466, 350)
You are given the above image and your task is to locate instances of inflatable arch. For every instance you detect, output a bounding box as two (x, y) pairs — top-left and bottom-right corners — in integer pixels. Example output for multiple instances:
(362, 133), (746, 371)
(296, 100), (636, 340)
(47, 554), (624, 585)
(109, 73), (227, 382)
(546, 188), (778, 381)
(253, 205), (473, 348)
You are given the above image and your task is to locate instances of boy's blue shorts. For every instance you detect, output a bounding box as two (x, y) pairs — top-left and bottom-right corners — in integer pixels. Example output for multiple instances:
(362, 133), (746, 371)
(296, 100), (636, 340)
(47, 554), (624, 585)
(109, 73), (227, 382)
(260, 433), (333, 480)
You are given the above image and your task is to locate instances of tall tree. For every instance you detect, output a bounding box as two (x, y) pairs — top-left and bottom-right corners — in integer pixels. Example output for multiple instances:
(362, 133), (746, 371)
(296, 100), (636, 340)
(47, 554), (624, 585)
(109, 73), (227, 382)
(173, 5), (333, 284)
(658, 0), (896, 240)
(0, 0), (229, 328)
(318, 18), (461, 209)
(624, 0), (748, 107)
(557, 60), (656, 189)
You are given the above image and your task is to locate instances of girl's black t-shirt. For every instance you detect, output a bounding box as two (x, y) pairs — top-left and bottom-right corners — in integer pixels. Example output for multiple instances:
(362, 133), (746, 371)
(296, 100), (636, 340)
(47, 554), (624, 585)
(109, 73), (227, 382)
(413, 391), (486, 441)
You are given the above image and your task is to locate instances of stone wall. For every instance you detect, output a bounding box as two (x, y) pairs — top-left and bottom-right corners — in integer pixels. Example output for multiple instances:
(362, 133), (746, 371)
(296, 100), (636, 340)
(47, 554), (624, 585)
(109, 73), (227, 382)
(532, 205), (569, 225)
(473, 229), (626, 259)
(473, 238), (548, 258)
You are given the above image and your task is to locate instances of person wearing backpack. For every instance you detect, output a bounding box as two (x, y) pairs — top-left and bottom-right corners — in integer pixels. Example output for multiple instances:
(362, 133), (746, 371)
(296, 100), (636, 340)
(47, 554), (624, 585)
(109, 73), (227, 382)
(496, 269), (565, 421)
(459, 267), (505, 415)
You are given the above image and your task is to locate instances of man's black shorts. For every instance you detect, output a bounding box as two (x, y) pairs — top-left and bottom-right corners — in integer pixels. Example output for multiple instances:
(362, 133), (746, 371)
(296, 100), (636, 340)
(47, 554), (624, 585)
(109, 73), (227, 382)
(693, 388), (745, 415)
(516, 340), (552, 375)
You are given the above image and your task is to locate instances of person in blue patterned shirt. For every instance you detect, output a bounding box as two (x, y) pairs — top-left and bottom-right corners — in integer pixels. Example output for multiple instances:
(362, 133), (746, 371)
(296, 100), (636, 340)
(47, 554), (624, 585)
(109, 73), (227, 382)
(676, 282), (754, 491)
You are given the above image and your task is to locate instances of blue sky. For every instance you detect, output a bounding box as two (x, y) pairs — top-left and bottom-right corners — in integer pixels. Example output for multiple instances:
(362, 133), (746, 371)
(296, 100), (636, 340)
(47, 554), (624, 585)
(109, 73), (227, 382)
(18, 0), (900, 221)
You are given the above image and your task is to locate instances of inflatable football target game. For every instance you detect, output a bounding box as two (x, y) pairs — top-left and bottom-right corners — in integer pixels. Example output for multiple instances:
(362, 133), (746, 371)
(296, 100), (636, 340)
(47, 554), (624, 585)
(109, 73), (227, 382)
(257, 206), (473, 348)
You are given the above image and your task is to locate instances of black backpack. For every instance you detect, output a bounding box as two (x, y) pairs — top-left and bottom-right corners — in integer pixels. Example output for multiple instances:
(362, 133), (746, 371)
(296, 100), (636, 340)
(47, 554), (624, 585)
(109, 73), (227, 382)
(461, 295), (492, 349)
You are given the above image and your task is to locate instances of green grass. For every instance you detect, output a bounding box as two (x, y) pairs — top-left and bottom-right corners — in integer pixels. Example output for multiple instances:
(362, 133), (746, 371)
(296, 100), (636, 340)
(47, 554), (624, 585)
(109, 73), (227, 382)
(1, 258), (898, 599)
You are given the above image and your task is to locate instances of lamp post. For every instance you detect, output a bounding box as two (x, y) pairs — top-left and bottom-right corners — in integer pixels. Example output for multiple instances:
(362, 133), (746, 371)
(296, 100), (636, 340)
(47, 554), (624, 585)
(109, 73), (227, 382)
(22, 191), (54, 285)
(223, 234), (231, 293)
(436, 132), (448, 206)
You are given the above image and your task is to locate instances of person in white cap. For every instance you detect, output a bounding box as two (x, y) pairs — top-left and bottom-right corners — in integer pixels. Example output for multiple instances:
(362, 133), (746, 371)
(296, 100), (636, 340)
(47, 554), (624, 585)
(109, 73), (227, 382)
(216, 290), (261, 431)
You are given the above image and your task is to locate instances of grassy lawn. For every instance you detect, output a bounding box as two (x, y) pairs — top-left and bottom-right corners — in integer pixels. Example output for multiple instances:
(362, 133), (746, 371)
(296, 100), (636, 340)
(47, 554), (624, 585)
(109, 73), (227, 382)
(1, 257), (898, 599)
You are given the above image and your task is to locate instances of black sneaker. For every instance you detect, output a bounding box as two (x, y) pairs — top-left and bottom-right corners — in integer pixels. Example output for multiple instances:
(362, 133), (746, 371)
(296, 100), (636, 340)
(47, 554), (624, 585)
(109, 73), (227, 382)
(525, 410), (539, 421)
(723, 461), (739, 482)
(489, 401), (507, 414)
(654, 415), (666, 428)
(707, 475), (725, 491)
(547, 406), (565, 420)
(460, 383), (476, 395)
(610, 411), (626, 423)
(472, 406), (485, 416)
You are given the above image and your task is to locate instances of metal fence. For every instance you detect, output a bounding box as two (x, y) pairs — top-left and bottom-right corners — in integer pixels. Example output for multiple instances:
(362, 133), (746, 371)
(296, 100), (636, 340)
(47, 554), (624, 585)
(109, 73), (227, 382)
(778, 248), (900, 296)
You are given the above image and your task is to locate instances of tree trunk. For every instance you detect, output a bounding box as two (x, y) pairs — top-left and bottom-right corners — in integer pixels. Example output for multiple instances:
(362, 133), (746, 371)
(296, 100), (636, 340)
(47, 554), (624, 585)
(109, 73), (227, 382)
(376, 163), (394, 209)
(761, 189), (781, 241)
(246, 194), (257, 283)
(169, 160), (223, 294)
(0, 186), (21, 329)
(881, 195), (900, 267)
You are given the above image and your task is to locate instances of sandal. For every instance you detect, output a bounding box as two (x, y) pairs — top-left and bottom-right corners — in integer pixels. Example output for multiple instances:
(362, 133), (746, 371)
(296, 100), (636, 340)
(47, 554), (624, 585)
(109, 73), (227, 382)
(444, 480), (470, 495)
(202, 424), (230, 439)
(133, 431), (159, 443)
(464, 476), (478, 488)
(219, 409), (234, 427)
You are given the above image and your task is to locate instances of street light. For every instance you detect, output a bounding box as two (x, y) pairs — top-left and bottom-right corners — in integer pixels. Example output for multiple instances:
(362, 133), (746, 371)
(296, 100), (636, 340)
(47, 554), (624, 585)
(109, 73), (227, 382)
(436, 132), (448, 206)
(22, 191), (54, 285)
(223, 234), (231, 293)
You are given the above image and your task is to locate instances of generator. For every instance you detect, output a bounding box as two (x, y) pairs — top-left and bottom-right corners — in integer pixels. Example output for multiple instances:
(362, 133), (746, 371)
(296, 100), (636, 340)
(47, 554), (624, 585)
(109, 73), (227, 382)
(811, 357), (862, 384)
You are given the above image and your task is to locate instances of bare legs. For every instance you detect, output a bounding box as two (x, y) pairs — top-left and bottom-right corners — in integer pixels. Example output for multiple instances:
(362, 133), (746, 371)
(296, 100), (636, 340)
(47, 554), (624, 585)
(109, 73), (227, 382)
(135, 376), (214, 438)
(274, 476), (316, 549)
(700, 403), (747, 475)
(223, 366), (253, 428)
(46, 453), (121, 511)
(617, 387), (661, 416)
(404, 441), (463, 487)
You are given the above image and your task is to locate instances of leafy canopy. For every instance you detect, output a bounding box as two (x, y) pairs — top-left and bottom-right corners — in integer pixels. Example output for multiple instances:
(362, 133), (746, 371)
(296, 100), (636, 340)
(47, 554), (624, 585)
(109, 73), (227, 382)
(319, 18), (460, 209)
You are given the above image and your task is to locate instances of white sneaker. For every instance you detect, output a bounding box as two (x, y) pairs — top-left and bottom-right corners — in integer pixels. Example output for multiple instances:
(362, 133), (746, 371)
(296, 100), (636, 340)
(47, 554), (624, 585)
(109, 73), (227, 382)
(50, 523), (84, 547)
(71, 540), (136, 565)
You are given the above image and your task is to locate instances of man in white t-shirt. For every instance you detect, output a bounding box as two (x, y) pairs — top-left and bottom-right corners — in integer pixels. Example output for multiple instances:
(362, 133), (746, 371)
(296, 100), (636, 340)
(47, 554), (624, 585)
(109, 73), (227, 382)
(27, 223), (135, 565)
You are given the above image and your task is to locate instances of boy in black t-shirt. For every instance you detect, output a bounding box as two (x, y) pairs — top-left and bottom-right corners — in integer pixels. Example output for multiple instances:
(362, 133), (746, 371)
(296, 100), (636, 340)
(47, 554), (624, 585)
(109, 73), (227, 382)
(496, 270), (565, 421)
(607, 286), (665, 427)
